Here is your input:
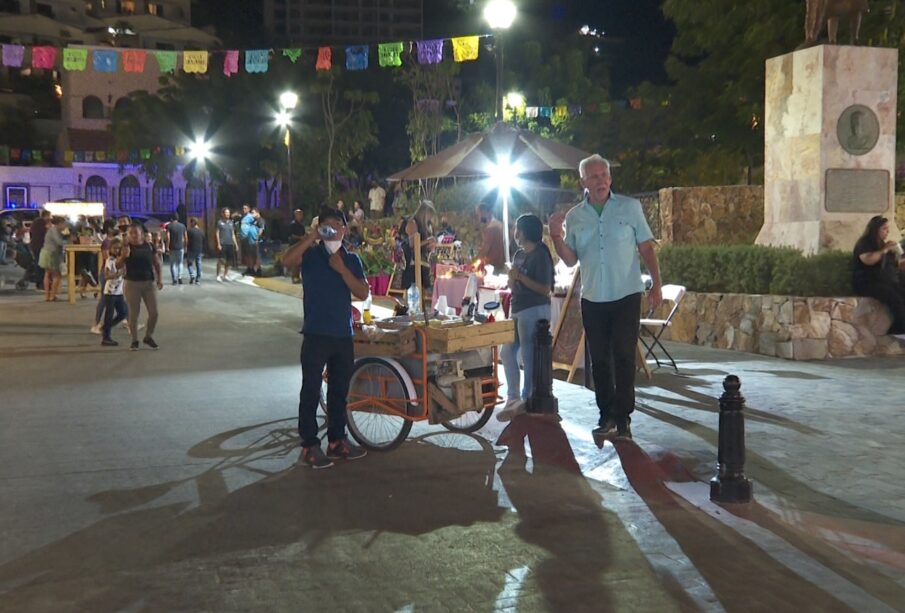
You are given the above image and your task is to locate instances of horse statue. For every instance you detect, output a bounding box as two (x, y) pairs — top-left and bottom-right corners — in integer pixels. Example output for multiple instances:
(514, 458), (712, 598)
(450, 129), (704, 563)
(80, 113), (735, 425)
(804, 0), (870, 46)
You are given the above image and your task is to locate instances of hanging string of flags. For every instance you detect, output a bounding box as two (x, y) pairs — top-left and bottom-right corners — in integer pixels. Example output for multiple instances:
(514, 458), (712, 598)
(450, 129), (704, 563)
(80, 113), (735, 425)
(0, 34), (489, 76)
(0, 144), (192, 167)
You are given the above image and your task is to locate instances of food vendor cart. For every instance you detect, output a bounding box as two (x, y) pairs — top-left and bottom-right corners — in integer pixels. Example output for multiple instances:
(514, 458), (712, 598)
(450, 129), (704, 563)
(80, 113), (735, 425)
(343, 232), (514, 451)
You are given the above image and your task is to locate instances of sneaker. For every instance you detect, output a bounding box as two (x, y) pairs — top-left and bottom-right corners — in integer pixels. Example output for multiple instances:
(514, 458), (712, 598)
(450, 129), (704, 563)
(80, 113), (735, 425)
(592, 419), (618, 439)
(101, 338), (118, 346)
(171, 280), (177, 286)
(496, 398), (526, 423)
(178, 279), (183, 285)
(326, 439), (368, 461)
(216, 275), (223, 282)
(188, 278), (195, 284)
(129, 341), (139, 351)
(142, 337), (159, 350)
(301, 445), (334, 469)
(90, 324), (103, 335)
(616, 424), (633, 440)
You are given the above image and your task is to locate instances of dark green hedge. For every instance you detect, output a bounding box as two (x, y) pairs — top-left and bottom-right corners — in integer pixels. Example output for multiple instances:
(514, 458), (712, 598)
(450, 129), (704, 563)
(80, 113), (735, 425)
(658, 244), (853, 297)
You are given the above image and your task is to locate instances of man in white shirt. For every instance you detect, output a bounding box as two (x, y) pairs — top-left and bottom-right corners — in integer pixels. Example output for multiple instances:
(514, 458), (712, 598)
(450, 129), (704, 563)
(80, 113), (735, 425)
(368, 180), (386, 217)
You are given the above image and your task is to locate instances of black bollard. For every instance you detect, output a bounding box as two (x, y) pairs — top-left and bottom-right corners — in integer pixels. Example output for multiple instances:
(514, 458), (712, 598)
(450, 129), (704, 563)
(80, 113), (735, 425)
(527, 319), (558, 415)
(710, 375), (753, 503)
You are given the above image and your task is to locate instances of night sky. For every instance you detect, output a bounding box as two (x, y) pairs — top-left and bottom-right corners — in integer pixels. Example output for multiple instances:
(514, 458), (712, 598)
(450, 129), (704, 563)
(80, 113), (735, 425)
(423, 0), (675, 94)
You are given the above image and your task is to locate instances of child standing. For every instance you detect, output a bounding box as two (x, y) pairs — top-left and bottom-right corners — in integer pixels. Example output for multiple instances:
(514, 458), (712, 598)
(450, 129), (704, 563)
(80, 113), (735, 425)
(101, 239), (129, 347)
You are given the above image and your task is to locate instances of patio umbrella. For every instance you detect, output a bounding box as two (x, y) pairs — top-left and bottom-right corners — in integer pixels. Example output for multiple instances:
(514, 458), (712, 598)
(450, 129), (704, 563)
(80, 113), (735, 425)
(388, 123), (591, 264)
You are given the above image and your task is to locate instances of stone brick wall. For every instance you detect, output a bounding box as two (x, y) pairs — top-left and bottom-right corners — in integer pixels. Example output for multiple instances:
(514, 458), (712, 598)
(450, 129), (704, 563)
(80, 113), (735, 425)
(659, 186), (764, 245)
(662, 291), (904, 360)
(896, 193), (905, 231)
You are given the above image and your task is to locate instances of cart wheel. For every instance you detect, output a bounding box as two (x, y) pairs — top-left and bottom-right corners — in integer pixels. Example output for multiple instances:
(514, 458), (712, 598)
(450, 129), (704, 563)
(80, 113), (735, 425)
(441, 407), (494, 434)
(346, 357), (414, 451)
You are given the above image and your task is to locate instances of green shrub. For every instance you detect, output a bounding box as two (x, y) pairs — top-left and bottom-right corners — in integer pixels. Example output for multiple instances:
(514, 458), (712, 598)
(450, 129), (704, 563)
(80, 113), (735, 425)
(658, 244), (853, 297)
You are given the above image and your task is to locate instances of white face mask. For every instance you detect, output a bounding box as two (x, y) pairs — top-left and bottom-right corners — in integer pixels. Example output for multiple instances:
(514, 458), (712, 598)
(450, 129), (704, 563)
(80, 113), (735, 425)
(324, 239), (343, 254)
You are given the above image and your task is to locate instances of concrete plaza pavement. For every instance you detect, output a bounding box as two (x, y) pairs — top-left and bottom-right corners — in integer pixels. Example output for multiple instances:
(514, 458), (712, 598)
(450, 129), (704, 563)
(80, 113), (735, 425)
(1, 263), (904, 612)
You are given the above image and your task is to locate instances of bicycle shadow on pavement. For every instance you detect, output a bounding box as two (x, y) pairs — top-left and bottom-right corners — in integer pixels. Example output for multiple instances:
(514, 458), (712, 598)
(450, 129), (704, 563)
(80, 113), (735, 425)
(0, 420), (510, 612)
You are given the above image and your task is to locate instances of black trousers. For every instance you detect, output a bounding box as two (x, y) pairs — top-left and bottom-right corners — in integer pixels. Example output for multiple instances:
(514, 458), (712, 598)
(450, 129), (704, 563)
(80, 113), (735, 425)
(855, 281), (905, 334)
(298, 334), (354, 448)
(581, 293), (642, 427)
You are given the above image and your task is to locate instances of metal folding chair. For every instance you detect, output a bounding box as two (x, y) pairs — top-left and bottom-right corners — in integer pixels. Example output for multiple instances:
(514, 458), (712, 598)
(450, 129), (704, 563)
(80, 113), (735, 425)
(639, 284), (686, 372)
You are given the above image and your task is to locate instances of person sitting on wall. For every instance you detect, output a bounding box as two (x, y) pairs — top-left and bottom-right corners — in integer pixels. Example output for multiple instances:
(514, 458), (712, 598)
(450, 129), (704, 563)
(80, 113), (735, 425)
(852, 215), (905, 336)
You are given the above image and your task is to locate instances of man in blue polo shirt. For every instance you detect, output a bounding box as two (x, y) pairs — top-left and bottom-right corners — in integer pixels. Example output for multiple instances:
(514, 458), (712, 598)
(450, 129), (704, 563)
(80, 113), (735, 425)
(550, 154), (662, 440)
(282, 207), (372, 468)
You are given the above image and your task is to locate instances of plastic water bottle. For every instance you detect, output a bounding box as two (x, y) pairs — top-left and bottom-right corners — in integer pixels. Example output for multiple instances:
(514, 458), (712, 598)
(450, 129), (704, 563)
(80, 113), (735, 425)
(407, 284), (422, 316)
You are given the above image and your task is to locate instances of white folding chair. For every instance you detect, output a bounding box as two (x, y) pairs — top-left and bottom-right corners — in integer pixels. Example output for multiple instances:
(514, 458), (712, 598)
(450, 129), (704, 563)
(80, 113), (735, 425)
(639, 284), (686, 372)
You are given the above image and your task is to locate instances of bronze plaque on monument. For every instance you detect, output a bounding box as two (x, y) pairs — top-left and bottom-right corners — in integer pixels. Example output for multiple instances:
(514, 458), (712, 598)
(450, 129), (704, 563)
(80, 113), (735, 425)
(824, 169), (889, 213)
(836, 105), (880, 156)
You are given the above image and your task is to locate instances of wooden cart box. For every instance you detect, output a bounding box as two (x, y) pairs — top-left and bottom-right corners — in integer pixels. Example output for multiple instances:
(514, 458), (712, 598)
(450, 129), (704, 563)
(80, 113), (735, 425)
(354, 326), (416, 357)
(427, 320), (515, 353)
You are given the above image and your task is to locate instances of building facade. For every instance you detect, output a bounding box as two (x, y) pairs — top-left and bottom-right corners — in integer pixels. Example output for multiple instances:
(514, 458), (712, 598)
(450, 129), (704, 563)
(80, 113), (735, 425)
(263, 0), (423, 45)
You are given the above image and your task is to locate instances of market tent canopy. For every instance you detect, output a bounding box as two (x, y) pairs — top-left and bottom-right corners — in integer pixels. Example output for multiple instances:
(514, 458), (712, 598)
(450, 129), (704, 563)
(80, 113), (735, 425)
(387, 122), (593, 181)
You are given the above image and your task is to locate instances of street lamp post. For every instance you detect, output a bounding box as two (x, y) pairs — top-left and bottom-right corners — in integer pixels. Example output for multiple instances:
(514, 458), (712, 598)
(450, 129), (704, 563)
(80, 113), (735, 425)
(278, 91), (298, 211)
(187, 137), (212, 251)
(484, 0), (517, 121)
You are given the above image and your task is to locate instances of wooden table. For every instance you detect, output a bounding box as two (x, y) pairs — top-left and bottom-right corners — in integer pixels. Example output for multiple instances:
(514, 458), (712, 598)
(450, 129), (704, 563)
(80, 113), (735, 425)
(64, 244), (103, 305)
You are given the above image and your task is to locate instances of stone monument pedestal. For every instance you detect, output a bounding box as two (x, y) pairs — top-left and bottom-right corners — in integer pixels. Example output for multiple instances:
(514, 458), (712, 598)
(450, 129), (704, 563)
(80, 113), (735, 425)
(757, 45), (900, 254)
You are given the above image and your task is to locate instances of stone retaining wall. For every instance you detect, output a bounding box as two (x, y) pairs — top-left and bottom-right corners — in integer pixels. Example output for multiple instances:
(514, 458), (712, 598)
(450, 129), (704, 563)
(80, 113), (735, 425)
(659, 185), (764, 245)
(662, 292), (904, 360)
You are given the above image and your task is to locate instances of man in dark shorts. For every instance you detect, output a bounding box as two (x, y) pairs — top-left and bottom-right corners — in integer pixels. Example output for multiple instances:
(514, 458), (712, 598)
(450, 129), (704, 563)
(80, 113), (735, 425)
(215, 208), (237, 282)
(282, 207), (371, 469)
(186, 217), (205, 285)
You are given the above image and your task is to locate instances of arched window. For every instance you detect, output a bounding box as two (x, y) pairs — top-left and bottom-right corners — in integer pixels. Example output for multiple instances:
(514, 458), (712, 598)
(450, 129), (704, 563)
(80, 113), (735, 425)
(85, 175), (108, 205)
(82, 95), (104, 119)
(113, 97), (132, 116)
(186, 177), (206, 213)
(152, 177), (174, 212)
(119, 175), (141, 212)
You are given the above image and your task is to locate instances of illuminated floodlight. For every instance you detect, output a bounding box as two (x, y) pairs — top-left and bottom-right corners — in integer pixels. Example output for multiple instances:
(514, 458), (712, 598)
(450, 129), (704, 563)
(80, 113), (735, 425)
(490, 158), (520, 193)
(279, 91), (299, 110)
(187, 138), (211, 162)
(484, 0), (516, 30)
(275, 110), (292, 127)
(505, 92), (525, 109)
(43, 200), (105, 218)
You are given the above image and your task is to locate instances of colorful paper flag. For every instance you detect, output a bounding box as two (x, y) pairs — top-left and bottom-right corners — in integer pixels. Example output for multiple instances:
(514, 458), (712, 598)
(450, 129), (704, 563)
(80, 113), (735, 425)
(155, 51), (177, 74)
(93, 49), (118, 73)
(316, 47), (332, 71)
(539, 106), (552, 118)
(526, 106), (539, 119)
(64, 150), (74, 162)
(378, 42), (404, 68)
(63, 48), (88, 71)
(122, 50), (146, 73)
(282, 48), (302, 64)
(223, 50), (239, 77)
(31, 46), (57, 70)
(451, 36), (479, 62)
(416, 40), (443, 65)
(245, 49), (269, 73)
(96, 151), (106, 161)
(1, 44), (24, 68)
(345, 46), (369, 71)
(554, 106), (568, 119)
(183, 51), (208, 74)
(140, 149), (151, 160)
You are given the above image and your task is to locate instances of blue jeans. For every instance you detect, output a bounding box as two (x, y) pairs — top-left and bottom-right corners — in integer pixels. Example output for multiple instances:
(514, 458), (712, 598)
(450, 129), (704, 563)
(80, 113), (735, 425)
(187, 252), (202, 281)
(169, 248), (184, 282)
(102, 294), (128, 340)
(501, 303), (551, 402)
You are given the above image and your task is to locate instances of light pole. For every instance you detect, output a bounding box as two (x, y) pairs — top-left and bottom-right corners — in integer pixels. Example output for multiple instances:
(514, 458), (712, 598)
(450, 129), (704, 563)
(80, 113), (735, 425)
(187, 137), (212, 250)
(277, 91), (298, 211)
(484, 0), (517, 122)
(490, 158), (519, 266)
